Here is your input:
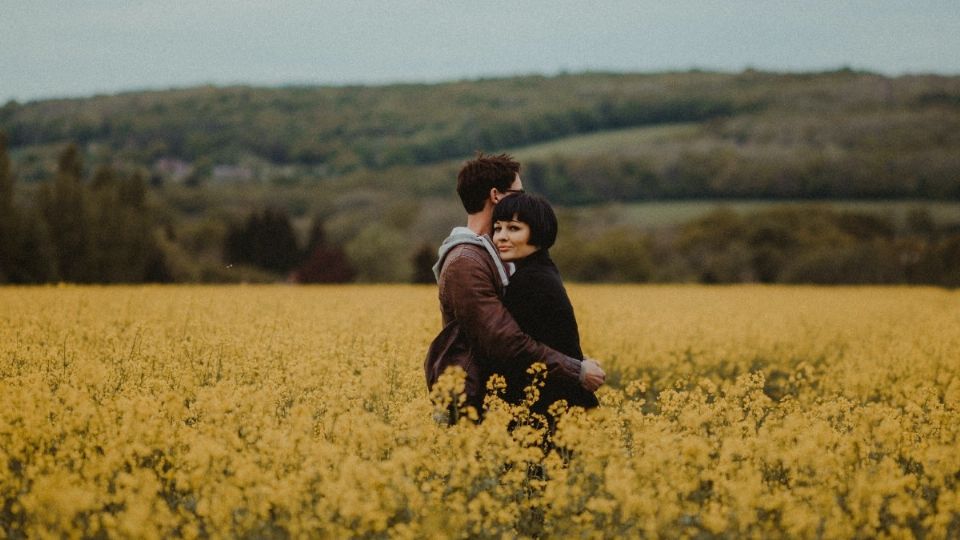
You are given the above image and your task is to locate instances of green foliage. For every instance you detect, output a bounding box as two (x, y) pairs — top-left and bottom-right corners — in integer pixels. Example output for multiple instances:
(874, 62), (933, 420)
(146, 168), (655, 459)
(936, 236), (960, 287)
(0, 132), (14, 280)
(553, 226), (653, 282)
(345, 224), (412, 283)
(911, 235), (960, 287)
(224, 208), (301, 274)
(1, 206), (59, 283)
(1, 134), (59, 284)
(411, 244), (437, 284)
(780, 241), (905, 284)
(672, 205), (960, 286)
(676, 209), (755, 283)
(0, 133), (11, 211)
(87, 166), (164, 282)
(522, 155), (663, 205)
(293, 217), (355, 283)
(39, 144), (92, 281)
(3, 144), (170, 283)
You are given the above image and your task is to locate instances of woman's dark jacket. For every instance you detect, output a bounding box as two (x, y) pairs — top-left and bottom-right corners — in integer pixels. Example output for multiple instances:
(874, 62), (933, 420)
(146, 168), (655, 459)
(498, 249), (599, 413)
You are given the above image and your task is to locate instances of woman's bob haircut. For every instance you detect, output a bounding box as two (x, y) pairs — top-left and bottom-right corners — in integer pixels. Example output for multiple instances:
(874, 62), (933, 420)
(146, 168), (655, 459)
(492, 193), (558, 250)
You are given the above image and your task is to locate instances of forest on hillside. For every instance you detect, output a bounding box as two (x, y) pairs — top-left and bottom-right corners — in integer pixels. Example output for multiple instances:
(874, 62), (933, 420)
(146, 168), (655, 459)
(2, 70), (960, 285)
(5, 70), (960, 200)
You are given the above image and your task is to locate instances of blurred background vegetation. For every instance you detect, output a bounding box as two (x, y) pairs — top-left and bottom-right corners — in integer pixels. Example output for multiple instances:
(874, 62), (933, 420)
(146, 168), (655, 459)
(1, 70), (959, 285)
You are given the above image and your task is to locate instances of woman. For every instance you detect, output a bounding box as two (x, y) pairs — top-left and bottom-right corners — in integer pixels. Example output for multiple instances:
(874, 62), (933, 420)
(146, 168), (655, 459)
(491, 193), (599, 416)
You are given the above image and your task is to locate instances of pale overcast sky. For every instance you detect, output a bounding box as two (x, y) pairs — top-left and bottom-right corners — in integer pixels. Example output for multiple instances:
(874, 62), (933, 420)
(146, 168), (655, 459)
(2, 1), (958, 103)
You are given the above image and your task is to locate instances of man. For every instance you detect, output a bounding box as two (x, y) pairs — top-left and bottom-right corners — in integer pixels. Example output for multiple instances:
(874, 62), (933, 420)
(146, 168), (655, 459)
(424, 152), (605, 421)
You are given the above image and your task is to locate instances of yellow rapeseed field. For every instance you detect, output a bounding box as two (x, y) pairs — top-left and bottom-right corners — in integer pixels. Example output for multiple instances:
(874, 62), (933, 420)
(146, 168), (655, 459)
(1, 285), (958, 538)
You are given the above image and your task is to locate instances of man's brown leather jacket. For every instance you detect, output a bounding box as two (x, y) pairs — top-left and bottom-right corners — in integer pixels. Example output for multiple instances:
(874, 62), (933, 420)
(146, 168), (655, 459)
(424, 242), (583, 413)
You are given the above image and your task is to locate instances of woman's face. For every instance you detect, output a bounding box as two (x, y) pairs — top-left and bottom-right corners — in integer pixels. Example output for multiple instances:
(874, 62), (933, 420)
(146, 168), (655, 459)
(493, 215), (539, 262)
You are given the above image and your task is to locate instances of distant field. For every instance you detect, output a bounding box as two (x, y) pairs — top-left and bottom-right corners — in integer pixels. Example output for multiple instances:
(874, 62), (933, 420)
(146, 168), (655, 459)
(504, 126), (960, 228)
(567, 199), (960, 229)
(507, 123), (701, 161)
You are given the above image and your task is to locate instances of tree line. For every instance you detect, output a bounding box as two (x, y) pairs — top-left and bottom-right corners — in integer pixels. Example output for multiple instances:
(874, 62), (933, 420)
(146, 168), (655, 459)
(0, 135), (168, 283)
(552, 206), (960, 286)
(0, 137), (360, 284)
(3, 137), (959, 287)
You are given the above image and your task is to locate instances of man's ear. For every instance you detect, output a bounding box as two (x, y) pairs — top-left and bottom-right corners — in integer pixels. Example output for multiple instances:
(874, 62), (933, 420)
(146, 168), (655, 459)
(489, 187), (500, 204)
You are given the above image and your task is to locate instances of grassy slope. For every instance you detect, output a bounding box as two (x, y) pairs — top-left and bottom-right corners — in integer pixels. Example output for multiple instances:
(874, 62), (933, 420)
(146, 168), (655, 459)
(499, 123), (960, 228)
(506, 123), (702, 160)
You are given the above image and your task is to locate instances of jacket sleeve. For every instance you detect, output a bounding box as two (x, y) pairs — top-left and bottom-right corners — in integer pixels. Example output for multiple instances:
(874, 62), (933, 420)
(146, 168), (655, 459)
(443, 250), (583, 383)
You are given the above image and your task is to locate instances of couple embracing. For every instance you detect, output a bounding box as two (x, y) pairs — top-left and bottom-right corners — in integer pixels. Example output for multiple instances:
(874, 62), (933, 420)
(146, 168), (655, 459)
(425, 153), (606, 424)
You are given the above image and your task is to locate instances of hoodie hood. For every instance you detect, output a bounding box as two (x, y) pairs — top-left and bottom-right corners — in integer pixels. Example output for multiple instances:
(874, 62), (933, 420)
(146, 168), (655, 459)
(433, 226), (511, 286)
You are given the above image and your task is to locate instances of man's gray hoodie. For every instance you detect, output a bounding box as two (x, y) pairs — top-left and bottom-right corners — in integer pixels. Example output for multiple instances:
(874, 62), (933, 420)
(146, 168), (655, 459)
(432, 227), (513, 286)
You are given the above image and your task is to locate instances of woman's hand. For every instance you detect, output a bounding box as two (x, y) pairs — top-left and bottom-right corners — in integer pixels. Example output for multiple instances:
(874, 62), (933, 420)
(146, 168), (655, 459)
(580, 358), (606, 392)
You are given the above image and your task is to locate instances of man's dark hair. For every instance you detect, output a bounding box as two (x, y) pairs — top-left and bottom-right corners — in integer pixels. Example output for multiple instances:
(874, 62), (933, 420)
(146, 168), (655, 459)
(457, 152), (520, 214)
(492, 193), (558, 250)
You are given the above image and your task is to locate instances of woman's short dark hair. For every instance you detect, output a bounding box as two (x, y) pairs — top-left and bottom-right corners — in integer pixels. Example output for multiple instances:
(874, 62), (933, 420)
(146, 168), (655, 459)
(457, 152), (520, 214)
(492, 193), (558, 249)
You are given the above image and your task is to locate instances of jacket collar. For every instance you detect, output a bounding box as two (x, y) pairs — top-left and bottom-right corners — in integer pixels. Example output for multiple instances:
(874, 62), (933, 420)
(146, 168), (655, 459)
(513, 247), (551, 269)
(433, 227), (511, 287)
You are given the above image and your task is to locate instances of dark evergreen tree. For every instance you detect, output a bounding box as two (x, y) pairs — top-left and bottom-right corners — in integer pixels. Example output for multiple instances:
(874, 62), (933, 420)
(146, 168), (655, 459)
(0, 133), (11, 214)
(90, 164), (118, 191)
(4, 207), (59, 283)
(0, 132), (59, 282)
(303, 216), (328, 256)
(256, 208), (299, 272)
(934, 235), (960, 287)
(224, 208), (300, 274)
(0, 133), (14, 281)
(293, 217), (355, 283)
(118, 171), (147, 209)
(411, 244), (436, 284)
(143, 242), (173, 283)
(88, 167), (159, 282)
(224, 223), (251, 268)
(39, 144), (92, 281)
